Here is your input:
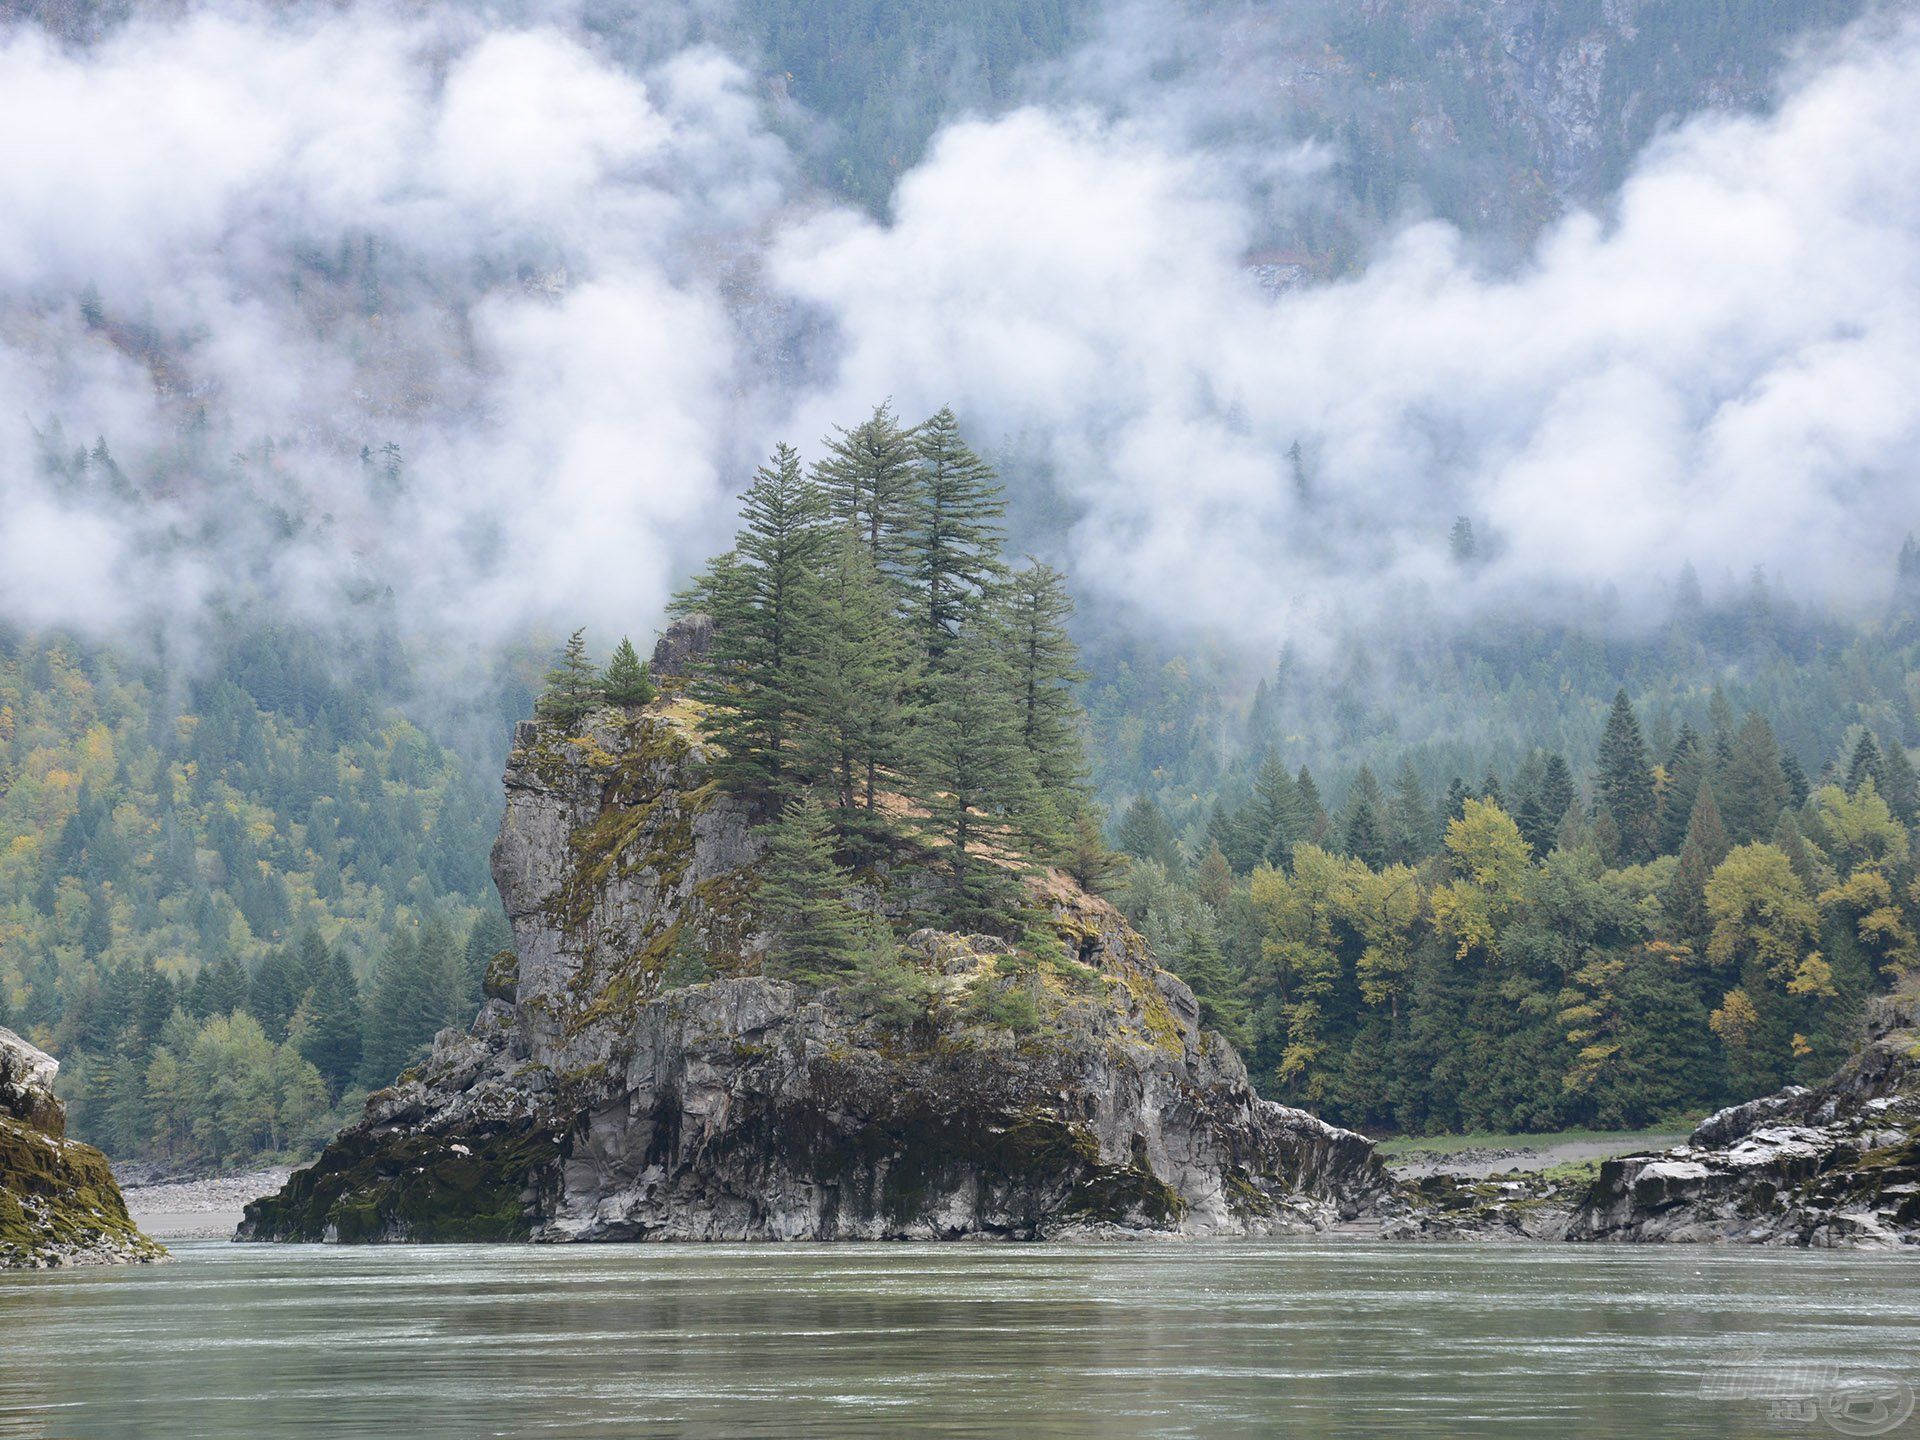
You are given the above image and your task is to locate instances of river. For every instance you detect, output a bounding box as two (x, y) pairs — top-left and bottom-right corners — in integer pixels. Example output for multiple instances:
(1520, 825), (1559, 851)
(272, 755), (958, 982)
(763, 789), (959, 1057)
(2, 1240), (1916, 1437)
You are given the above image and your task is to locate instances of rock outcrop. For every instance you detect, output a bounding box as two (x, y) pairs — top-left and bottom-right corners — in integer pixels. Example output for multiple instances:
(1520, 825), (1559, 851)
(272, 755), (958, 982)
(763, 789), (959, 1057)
(1, 1026), (165, 1268)
(243, 703), (1387, 1243)
(1567, 989), (1920, 1248)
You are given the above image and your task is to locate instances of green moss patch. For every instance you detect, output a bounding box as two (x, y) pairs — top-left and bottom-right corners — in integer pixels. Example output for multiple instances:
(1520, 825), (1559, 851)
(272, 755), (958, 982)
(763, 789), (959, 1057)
(241, 1124), (566, 1243)
(1, 1116), (164, 1266)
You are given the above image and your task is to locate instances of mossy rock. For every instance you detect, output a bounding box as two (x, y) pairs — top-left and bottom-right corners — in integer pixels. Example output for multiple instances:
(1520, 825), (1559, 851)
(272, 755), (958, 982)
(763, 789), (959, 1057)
(482, 948), (520, 1002)
(0, 1116), (165, 1267)
(240, 1124), (567, 1243)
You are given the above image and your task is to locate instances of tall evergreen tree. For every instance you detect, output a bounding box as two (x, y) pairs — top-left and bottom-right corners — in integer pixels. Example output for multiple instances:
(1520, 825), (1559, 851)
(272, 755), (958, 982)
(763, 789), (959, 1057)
(904, 407), (1005, 666)
(810, 402), (917, 574)
(1000, 560), (1088, 795)
(1597, 690), (1657, 862)
(1296, 767), (1331, 849)
(913, 623), (1037, 930)
(1658, 724), (1707, 856)
(1116, 796), (1182, 872)
(1720, 713), (1790, 846)
(1518, 752), (1575, 857)
(792, 534), (918, 861)
(755, 793), (863, 981)
(1846, 730), (1889, 797)
(679, 445), (826, 807)
(1341, 767), (1389, 870)
(1386, 759), (1432, 864)
(1665, 783), (1730, 942)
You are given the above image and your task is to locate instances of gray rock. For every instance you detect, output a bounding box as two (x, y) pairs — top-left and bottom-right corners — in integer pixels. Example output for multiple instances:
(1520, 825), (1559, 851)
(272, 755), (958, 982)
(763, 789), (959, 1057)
(244, 705), (1389, 1243)
(1, 1027), (165, 1268)
(1567, 990), (1920, 1247)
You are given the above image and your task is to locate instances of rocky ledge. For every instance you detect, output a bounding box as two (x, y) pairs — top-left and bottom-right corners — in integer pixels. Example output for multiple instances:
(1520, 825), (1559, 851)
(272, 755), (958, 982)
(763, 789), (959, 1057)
(242, 701), (1387, 1243)
(1, 1026), (165, 1268)
(1565, 988), (1920, 1248)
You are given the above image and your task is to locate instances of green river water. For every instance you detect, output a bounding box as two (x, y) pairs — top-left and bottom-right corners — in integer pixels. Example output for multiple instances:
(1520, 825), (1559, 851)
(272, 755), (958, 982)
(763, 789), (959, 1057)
(2, 1240), (1916, 1437)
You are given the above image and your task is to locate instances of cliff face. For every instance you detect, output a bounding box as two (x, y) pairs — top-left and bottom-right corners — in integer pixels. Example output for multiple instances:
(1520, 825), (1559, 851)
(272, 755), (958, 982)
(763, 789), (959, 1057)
(1566, 990), (1920, 1248)
(1, 1026), (164, 1268)
(243, 702), (1387, 1243)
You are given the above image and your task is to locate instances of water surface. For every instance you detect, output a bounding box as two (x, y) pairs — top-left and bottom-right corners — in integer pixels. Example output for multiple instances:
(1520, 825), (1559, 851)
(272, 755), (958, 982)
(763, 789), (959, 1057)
(3, 1240), (1917, 1437)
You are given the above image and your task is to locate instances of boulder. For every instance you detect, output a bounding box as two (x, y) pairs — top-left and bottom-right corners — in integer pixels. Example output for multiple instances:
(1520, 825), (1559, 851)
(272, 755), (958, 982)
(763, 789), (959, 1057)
(1, 1026), (165, 1268)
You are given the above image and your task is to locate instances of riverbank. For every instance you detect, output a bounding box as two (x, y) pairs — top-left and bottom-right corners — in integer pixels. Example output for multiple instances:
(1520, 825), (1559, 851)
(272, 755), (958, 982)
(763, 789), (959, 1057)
(114, 1167), (294, 1240)
(1377, 1128), (1690, 1181)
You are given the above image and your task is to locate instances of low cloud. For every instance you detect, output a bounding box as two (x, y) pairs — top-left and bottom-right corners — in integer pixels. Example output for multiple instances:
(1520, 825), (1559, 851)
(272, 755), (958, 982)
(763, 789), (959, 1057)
(1, 2), (1917, 665)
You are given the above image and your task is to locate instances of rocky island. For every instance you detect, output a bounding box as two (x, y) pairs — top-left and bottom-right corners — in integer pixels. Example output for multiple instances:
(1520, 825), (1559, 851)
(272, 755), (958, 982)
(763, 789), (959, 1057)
(1, 1025), (164, 1268)
(242, 688), (1387, 1242)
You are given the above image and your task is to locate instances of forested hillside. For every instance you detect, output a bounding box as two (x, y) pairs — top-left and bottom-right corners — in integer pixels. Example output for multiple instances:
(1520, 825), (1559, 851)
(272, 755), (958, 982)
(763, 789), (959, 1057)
(0, 625), (510, 1167)
(1101, 554), (1920, 1134)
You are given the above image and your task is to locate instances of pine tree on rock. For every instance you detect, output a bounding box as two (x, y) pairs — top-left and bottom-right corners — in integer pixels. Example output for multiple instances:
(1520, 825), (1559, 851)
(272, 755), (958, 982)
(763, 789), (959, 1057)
(792, 533), (917, 862)
(1000, 559), (1088, 796)
(536, 628), (601, 730)
(679, 445), (826, 808)
(755, 793), (864, 981)
(811, 402), (918, 575)
(905, 407), (1005, 667)
(601, 637), (656, 707)
(912, 622), (1037, 932)
(1598, 690), (1657, 862)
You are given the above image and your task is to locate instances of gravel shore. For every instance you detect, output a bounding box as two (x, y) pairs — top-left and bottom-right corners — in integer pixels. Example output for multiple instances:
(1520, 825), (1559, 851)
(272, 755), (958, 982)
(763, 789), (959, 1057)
(116, 1167), (295, 1239)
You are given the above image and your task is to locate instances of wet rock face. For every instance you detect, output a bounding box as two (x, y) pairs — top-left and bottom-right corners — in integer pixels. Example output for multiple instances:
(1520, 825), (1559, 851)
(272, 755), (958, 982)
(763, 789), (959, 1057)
(245, 705), (1389, 1244)
(1, 1027), (165, 1268)
(1567, 992), (1920, 1248)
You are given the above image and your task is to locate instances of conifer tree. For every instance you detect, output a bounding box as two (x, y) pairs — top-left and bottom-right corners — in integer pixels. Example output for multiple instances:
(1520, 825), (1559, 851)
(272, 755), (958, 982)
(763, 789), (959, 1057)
(1478, 764), (1505, 812)
(535, 628), (601, 730)
(1296, 767), (1331, 848)
(1000, 560), (1087, 795)
(1064, 808), (1127, 897)
(1386, 760), (1432, 864)
(1115, 796), (1182, 872)
(1665, 783), (1730, 941)
(811, 403), (918, 574)
(679, 445), (826, 807)
(1518, 752), (1575, 857)
(1720, 713), (1790, 845)
(791, 534), (917, 861)
(905, 407), (1005, 666)
(1658, 725), (1706, 856)
(1880, 739), (1920, 825)
(1597, 690), (1657, 862)
(913, 622), (1037, 931)
(1341, 767), (1389, 870)
(1847, 730), (1888, 796)
(1250, 751), (1301, 862)
(755, 793), (863, 981)
(601, 637), (656, 707)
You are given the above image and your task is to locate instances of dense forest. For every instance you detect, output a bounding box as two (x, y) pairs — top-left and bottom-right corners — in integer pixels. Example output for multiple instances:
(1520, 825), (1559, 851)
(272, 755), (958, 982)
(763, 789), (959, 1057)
(0, 625), (511, 1166)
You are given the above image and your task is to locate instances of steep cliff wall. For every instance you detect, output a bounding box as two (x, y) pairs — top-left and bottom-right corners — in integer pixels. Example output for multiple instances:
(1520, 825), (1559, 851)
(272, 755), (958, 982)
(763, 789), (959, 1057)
(1, 1026), (164, 1268)
(243, 702), (1388, 1242)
